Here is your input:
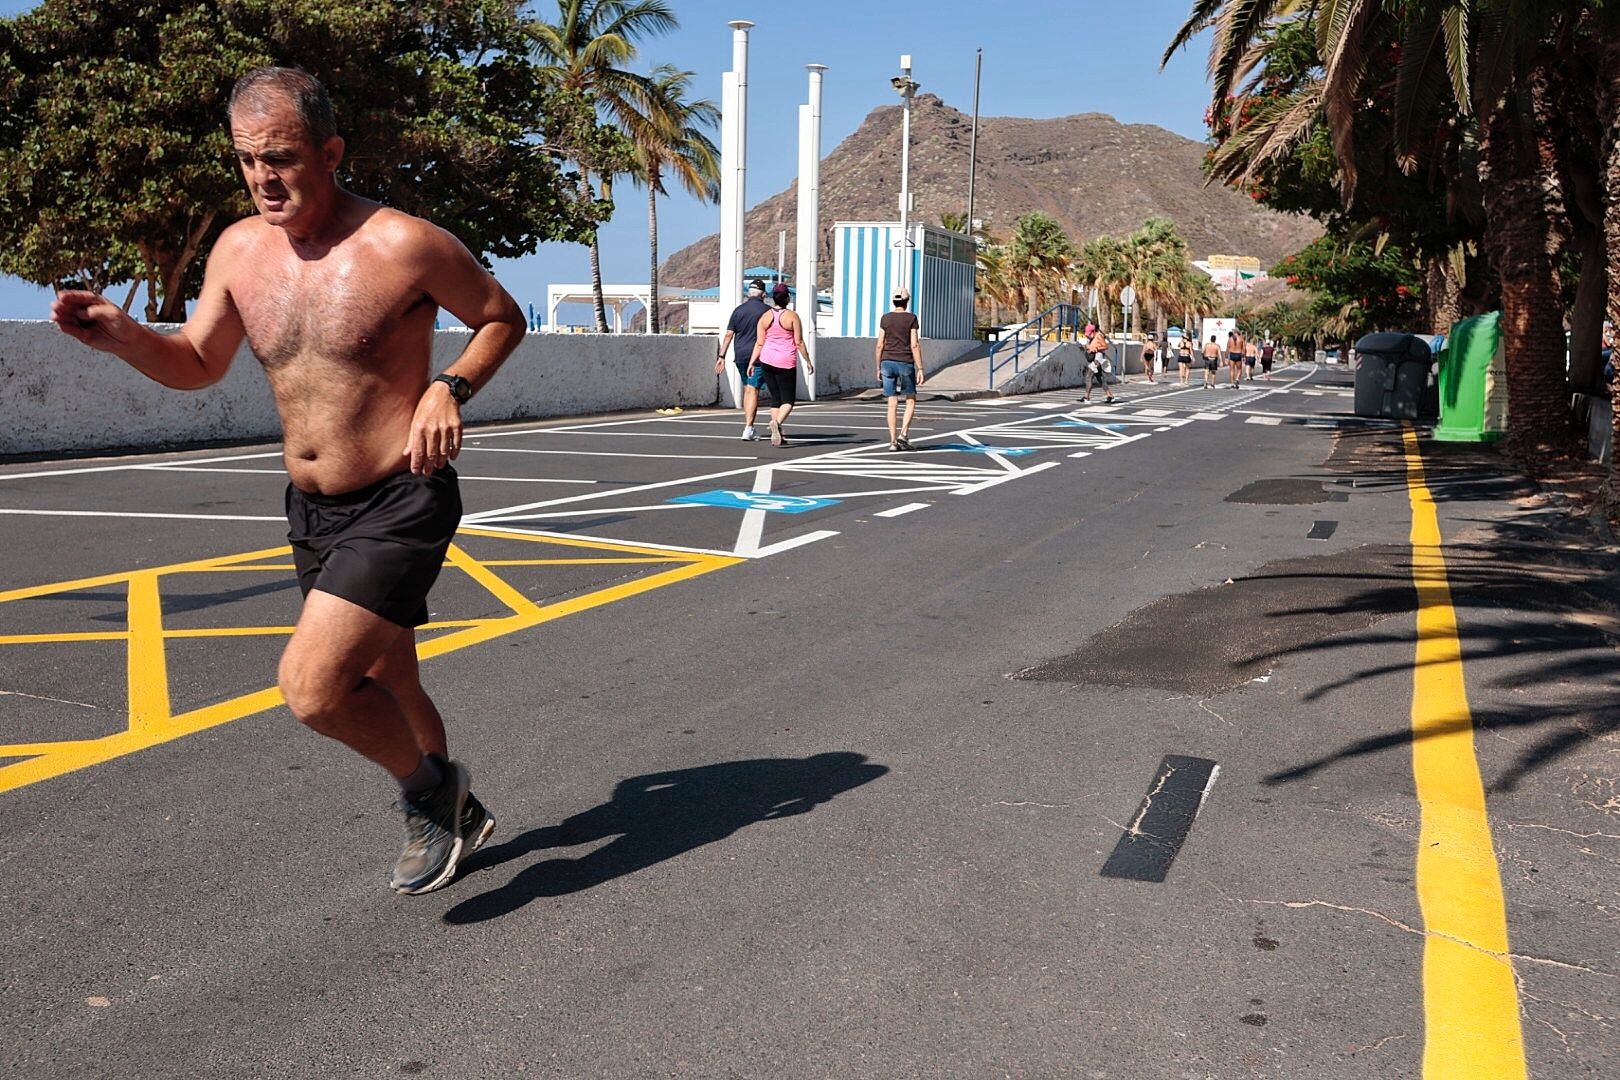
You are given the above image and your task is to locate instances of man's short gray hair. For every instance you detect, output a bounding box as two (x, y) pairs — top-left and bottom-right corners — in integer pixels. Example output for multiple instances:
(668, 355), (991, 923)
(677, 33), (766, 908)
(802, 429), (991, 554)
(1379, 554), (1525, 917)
(228, 66), (337, 144)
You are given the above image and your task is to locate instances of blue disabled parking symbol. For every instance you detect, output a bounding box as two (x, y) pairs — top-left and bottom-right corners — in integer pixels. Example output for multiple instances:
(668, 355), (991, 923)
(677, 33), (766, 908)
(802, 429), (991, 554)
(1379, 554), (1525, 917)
(670, 490), (841, 513)
(931, 443), (1038, 456)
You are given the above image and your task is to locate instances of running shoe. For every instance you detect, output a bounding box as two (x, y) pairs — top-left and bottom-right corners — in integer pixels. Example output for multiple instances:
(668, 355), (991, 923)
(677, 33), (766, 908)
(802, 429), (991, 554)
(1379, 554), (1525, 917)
(741, 426), (759, 441)
(391, 758), (469, 895)
(897, 434), (916, 451)
(889, 441), (901, 452)
(462, 791), (497, 852)
(770, 420), (782, 446)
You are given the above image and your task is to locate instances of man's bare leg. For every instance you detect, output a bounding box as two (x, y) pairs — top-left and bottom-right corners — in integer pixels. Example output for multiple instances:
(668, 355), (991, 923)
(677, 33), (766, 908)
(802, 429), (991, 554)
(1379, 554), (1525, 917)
(366, 630), (495, 850)
(886, 396), (899, 446)
(279, 591), (421, 777)
(365, 630), (446, 759)
(899, 397), (918, 445)
(743, 384), (759, 429)
(280, 590), (472, 893)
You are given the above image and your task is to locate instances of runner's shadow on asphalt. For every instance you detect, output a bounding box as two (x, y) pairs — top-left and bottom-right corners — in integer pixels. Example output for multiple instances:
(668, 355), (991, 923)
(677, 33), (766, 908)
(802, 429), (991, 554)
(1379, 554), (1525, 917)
(442, 752), (888, 925)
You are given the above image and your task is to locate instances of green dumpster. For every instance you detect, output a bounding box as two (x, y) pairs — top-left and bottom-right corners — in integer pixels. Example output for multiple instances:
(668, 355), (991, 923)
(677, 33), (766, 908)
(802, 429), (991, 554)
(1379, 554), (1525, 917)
(1433, 311), (1507, 443)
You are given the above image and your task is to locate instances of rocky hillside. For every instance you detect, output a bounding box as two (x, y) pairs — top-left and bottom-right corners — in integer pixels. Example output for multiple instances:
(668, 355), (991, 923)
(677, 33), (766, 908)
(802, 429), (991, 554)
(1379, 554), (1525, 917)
(659, 94), (1319, 304)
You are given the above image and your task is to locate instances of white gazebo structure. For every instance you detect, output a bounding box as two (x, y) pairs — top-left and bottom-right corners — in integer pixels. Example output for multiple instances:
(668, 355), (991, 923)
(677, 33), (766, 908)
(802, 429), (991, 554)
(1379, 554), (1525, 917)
(543, 283), (656, 333)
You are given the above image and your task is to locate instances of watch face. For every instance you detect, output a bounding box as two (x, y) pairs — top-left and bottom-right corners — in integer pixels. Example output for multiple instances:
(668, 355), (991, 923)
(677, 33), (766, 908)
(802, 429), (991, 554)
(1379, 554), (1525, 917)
(438, 374), (470, 403)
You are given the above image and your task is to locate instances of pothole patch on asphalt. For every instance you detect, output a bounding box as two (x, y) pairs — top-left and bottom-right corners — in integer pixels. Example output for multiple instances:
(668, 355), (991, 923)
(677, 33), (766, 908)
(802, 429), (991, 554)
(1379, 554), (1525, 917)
(1224, 478), (1340, 505)
(1016, 544), (1415, 695)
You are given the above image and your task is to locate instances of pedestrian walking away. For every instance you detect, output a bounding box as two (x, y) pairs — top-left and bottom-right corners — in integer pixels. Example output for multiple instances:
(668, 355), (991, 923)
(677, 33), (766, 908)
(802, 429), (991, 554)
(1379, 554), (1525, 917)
(1083, 323), (1114, 404)
(717, 279), (770, 440)
(1260, 338), (1275, 380)
(875, 288), (925, 450)
(1202, 335), (1221, 388)
(1226, 329), (1245, 387)
(1141, 337), (1157, 383)
(1244, 339), (1259, 381)
(1177, 337), (1194, 385)
(748, 283), (815, 446)
(48, 66), (522, 896)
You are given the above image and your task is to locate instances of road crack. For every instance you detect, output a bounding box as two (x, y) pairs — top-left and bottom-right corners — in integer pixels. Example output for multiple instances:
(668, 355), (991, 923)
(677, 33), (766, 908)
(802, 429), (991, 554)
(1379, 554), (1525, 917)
(1233, 897), (1617, 978)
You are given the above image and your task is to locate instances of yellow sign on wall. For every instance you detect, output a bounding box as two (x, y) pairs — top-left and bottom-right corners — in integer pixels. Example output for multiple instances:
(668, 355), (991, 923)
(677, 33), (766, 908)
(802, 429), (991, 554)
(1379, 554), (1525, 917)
(1206, 254), (1263, 271)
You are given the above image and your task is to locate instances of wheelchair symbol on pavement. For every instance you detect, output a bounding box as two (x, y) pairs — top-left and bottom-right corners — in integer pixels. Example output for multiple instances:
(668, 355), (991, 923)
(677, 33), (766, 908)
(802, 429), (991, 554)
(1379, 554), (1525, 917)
(671, 490), (842, 514)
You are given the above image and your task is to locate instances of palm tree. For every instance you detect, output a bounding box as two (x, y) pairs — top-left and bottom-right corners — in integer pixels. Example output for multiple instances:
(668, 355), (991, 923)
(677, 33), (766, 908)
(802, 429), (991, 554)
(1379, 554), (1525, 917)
(1006, 212), (1078, 321)
(975, 241), (1027, 327)
(527, 0), (678, 332)
(1123, 217), (1195, 341)
(627, 65), (718, 333)
(1166, 0), (1584, 459)
(1074, 235), (1131, 330)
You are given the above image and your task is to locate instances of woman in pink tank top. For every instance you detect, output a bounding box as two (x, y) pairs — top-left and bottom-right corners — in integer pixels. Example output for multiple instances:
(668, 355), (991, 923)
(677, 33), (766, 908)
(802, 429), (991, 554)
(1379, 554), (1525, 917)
(747, 283), (815, 446)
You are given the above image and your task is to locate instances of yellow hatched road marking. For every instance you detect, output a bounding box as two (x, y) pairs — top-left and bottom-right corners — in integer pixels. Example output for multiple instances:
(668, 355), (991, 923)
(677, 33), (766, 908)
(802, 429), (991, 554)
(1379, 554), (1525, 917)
(124, 572), (170, 737)
(1403, 427), (1527, 1079)
(0, 532), (741, 795)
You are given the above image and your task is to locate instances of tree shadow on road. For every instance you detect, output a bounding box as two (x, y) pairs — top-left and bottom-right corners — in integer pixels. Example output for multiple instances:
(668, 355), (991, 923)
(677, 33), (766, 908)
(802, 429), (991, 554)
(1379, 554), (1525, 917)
(1256, 432), (1620, 794)
(442, 751), (888, 925)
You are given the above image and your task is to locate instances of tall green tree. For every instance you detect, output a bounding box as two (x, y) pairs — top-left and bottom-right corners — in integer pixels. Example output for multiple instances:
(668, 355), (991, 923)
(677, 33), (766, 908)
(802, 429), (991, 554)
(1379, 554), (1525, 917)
(525, 0), (677, 332)
(1167, 0), (1592, 461)
(0, 0), (598, 321)
(1005, 212), (1078, 320)
(626, 65), (717, 334)
(1074, 235), (1130, 329)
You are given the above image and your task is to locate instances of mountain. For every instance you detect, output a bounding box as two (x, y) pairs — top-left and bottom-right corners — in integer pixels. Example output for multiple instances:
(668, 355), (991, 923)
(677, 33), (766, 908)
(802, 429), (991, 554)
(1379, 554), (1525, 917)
(657, 94), (1320, 315)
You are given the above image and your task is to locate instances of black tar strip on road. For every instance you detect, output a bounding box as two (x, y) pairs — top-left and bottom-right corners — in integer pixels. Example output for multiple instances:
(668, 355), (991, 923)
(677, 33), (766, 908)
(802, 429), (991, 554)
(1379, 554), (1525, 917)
(1100, 755), (1219, 883)
(1307, 520), (1339, 540)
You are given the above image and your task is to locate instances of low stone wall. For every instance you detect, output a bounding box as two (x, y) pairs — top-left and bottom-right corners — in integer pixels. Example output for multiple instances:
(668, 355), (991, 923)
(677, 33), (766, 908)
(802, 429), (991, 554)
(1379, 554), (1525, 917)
(807, 337), (981, 398)
(998, 343), (1090, 394)
(0, 321), (717, 458)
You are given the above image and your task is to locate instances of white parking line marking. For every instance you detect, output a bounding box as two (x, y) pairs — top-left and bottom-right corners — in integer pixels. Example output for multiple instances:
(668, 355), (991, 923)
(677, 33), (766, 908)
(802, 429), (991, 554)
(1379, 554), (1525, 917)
(0, 508), (282, 522)
(465, 446), (759, 461)
(875, 502), (930, 518)
(748, 530), (839, 557)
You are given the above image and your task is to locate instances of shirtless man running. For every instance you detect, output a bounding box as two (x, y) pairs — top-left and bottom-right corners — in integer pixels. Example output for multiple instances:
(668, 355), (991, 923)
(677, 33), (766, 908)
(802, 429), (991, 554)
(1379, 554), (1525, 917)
(48, 67), (526, 895)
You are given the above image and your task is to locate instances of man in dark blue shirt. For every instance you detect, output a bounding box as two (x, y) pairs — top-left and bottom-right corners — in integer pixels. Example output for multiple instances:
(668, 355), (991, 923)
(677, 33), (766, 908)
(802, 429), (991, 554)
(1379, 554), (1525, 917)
(716, 280), (770, 440)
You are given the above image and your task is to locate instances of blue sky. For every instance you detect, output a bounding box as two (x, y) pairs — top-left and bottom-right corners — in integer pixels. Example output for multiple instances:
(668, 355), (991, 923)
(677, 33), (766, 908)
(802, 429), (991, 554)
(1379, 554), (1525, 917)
(0, 1), (1215, 322)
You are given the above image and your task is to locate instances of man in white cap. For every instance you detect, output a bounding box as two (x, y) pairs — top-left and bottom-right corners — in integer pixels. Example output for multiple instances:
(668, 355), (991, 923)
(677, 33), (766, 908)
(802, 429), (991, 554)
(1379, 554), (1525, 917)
(874, 288), (925, 451)
(716, 279), (770, 439)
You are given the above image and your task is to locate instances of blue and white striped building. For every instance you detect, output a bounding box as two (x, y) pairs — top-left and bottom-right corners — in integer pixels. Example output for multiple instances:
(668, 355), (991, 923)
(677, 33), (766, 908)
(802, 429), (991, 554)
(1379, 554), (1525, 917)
(834, 222), (976, 340)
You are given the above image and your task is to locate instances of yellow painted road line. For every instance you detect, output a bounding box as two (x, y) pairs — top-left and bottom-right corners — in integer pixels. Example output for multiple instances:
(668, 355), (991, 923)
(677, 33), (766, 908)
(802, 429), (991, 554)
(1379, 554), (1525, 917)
(475, 557), (686, 567)
(1403, 427), (1527, 1079)
(0, 545), (293, 604)
(0, 535), (741, 796)
(124, 572), (170, 737)
(0, 632), (129, 645)
(458, 524), (702, 561)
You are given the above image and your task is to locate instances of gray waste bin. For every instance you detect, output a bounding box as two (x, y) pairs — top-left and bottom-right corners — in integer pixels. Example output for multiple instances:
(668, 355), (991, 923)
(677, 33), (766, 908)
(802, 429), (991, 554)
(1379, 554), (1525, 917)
(1353, 332), (1436, 419)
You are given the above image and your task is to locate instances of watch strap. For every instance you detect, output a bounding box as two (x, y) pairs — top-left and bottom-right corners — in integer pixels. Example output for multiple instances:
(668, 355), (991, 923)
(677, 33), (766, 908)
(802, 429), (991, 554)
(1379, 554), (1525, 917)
(432, 372), (472, 404)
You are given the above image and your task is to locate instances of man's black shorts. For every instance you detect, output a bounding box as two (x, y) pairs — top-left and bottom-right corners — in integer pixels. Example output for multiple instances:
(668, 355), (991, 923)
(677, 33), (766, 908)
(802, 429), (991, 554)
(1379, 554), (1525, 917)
(285, 467), (462, 628)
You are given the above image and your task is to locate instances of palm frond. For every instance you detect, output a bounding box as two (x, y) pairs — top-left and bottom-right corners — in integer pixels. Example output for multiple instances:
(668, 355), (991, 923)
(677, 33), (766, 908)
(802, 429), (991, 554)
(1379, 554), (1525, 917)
(1392, 9), (1457, 171)
(1163, 0), (1229, 68)
(1317, 0), (1380, 201)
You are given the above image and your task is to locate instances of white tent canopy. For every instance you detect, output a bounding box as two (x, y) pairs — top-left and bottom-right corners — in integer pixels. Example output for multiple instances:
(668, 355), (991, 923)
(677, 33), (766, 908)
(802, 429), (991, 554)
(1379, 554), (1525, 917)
(542, 284), (713, 333)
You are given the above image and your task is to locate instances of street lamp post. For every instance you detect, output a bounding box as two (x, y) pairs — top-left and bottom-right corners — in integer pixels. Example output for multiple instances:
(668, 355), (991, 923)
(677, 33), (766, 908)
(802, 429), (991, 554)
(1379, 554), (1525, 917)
(891, 56), (919, 296)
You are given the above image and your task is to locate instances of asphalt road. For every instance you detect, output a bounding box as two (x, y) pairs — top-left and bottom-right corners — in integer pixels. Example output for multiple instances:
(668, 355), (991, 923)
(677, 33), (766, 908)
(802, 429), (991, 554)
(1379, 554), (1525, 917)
(1, 365), (1615, 1079)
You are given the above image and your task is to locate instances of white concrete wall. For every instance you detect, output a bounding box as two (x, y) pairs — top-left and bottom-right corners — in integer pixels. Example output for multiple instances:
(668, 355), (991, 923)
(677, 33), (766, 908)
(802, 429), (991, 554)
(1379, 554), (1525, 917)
(0, 321), (716, 457)
(808, 337), (980, 397)
(997, 343), (1089, 394)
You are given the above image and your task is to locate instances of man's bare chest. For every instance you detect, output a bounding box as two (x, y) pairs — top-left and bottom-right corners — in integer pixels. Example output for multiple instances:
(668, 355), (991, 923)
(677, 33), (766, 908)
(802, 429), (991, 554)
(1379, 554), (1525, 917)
(232, 253), (422, 369)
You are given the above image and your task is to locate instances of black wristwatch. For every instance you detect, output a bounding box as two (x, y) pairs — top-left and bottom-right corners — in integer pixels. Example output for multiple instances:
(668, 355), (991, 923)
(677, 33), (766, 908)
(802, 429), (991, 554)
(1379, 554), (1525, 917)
(432, 372), (473, 405)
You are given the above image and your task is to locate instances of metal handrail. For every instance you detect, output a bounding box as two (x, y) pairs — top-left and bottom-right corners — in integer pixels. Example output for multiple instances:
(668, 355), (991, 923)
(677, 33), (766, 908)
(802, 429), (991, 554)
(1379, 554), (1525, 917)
(986, 303), (1085, 389)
